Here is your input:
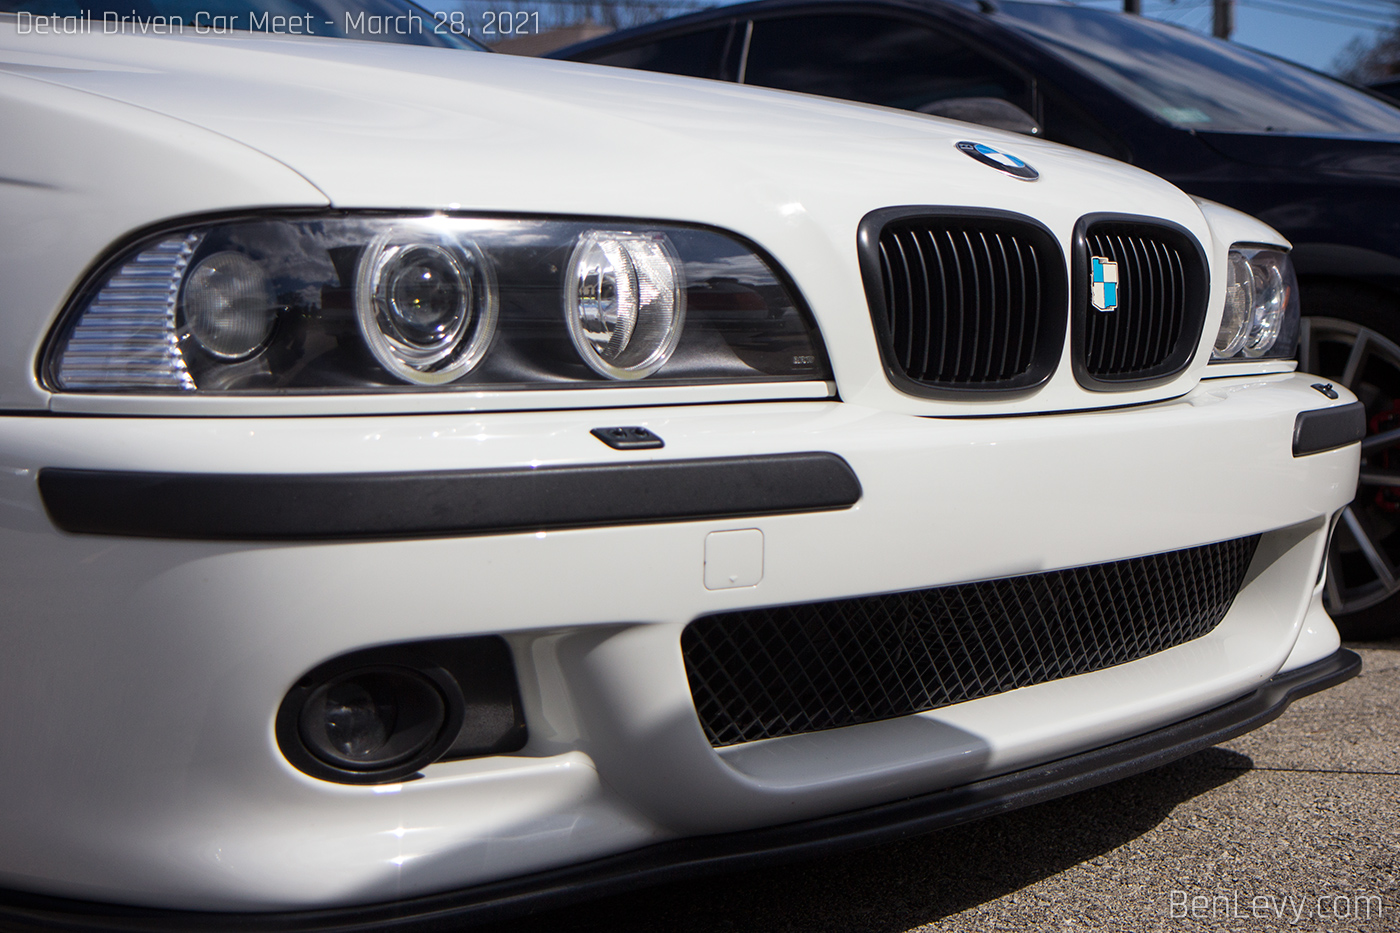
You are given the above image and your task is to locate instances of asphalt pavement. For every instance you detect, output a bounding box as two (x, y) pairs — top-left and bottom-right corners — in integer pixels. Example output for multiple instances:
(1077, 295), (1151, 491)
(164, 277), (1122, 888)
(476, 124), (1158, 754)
(484, 636), (1400, 933)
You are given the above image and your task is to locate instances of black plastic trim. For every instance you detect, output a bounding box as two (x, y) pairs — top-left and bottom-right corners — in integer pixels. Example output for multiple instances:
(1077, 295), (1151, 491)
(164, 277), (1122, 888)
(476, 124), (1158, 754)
(591, 426), (665, 449)
(0, 648), (1359, 932)
(1070, 213), (1210, 392)
(1294, 401), (1366, 456)
(37, 453), (862, 541)
(856, 206), (1069, 400)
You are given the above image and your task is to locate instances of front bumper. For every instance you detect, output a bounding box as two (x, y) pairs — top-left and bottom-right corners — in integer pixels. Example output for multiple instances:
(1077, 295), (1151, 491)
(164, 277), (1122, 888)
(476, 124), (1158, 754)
(0, 647), (1361, 932)
(0, 372), (1361, 911)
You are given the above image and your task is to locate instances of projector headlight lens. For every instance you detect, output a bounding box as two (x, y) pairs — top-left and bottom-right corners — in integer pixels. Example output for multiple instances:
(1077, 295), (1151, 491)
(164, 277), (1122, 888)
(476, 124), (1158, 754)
(44, 213), (829, 395)
(357, 231), (497, 385)
(1212, 246), (1299, 362)
(567, 231), (685, 380)
(181, 250), (278, 360)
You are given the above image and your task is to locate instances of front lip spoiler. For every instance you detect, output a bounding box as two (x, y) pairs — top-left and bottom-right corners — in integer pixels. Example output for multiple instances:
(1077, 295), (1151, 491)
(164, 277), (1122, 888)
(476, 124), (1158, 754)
(0, 648), (1360, 932)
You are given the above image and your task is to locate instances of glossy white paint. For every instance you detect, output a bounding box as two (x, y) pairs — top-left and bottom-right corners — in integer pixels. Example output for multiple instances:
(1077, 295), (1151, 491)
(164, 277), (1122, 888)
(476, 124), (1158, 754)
(0, 17), (1358, 915)
(0, 374), (1359, 908)
(4, 18), (1268, 417)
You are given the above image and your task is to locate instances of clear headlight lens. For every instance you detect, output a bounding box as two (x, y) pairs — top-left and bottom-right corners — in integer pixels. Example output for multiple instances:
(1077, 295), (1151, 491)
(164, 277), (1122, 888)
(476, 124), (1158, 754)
(567, 231), (685, 380)
(1211, 246), (1299, 362)
(184, 250), (279, 360)
(1215, 251), (1254, 358)
(45, 213), (828, 394)
(356, 228), (497, 385)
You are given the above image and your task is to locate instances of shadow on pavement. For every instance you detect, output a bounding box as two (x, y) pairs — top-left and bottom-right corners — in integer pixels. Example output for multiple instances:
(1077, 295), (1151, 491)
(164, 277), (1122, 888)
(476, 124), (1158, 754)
(478, 747), (1254, 933)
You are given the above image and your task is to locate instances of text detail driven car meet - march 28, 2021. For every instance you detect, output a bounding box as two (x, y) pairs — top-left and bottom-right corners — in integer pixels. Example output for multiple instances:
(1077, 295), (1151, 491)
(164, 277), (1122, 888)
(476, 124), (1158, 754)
(0, 0), (1370, 928)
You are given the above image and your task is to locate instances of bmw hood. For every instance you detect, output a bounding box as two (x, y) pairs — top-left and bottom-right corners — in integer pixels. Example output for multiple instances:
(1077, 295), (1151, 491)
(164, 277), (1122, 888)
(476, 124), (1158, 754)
(0, 24), (1209, 237)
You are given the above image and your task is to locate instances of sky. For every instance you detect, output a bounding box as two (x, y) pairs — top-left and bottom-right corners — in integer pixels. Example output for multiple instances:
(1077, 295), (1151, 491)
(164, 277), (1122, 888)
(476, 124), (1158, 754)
(1073, 0), (1397, 74)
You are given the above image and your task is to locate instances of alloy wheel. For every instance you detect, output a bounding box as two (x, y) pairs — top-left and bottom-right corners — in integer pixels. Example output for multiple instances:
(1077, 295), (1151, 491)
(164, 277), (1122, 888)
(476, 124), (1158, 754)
(1299, 316), (1400, 615)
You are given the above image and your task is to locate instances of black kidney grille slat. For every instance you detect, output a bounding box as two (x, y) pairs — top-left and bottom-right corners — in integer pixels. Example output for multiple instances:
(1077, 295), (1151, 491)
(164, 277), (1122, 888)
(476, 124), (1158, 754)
(1082, 224), (1199, 379)
(874, 219), (1055, 388)
(1125, 234), (1146, 369)
(994, 233), (1015, 379)
(1022, 238), (1042, 373)
(910, 233), (933, 377)
(945, 229), (968, 380)
(927, 231), (949, 377)
(682, 536), (1259, 747)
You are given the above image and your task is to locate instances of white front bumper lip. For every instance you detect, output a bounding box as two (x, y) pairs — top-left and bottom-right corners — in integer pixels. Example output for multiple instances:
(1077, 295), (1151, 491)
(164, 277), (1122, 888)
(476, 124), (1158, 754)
(0, 371), (1360, 909)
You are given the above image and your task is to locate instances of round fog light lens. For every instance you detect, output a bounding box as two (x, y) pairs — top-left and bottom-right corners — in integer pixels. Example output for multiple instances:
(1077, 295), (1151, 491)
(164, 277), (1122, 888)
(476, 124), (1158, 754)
(181, 250), (277, 359)
(566, 231), (685, 380)
(356, 228), (497, 385)
(298, 668), (446, 771)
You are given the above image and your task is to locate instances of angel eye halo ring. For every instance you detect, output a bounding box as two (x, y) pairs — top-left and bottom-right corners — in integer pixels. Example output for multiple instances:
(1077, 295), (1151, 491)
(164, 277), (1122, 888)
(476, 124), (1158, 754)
(355, 226), (498, 385)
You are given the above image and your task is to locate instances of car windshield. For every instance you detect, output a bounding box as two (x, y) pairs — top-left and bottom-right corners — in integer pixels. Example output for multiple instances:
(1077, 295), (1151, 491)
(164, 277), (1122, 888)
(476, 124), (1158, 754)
(1, 0), (487, 48)
(997, 0), (1400, 137)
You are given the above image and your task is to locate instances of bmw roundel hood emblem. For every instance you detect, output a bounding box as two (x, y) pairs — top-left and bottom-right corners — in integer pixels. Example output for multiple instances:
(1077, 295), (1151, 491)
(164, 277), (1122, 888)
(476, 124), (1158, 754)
(956, 141), (1039, 181)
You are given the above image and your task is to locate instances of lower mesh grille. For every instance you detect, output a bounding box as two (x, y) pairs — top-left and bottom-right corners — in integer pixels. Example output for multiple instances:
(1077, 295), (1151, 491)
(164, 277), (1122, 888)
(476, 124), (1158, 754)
(682, 536), (1260, 747)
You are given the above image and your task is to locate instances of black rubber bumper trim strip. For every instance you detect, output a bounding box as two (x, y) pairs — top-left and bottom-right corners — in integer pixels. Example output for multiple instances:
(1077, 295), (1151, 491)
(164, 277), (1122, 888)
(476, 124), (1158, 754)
(36, 453), (862, 541)
(1294, 401), (1365, 456)
(0, 648), (1360, 933)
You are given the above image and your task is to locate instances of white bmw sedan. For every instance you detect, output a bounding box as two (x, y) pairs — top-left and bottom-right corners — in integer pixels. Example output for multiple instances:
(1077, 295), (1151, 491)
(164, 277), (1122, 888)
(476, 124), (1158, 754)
(0, 4), (1364, 926)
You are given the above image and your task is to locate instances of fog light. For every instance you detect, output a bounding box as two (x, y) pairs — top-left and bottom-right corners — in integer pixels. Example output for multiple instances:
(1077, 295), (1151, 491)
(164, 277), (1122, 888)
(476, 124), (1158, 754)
(276, 637), (526, 785)
(182, 251), (277, 359)
(566, 231), (685, 379)
(356, 227), (497, 385)
(298, 668), (445, 771)
(278, 656), (465, 784)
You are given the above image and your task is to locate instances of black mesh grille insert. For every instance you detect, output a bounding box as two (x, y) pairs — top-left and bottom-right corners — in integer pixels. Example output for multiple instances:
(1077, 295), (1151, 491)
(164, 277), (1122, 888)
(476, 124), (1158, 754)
(1077, 220), (1208, 387)
(682, 536), (1260, 747)
(865, 212), (1066, 394)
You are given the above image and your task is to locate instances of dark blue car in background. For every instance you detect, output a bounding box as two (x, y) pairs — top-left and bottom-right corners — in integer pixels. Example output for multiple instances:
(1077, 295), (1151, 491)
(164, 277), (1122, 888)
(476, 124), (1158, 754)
(555, 0), (1400, 629)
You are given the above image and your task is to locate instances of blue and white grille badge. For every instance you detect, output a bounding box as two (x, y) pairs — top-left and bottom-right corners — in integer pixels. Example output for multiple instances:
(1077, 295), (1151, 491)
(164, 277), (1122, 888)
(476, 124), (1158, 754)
(1091, 256), (1119, 312)
(955, 141), (1039, 181)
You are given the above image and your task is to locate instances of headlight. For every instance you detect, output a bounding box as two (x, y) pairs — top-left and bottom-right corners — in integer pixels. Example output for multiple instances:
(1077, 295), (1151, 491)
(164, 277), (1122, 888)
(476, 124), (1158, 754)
(566, 231), (685, 380)
(355, 227), (497, 385)
(1210, 246), (1299, 362)
(45, 213), (828, 394)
